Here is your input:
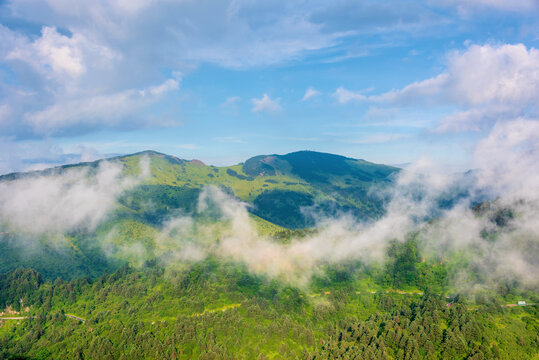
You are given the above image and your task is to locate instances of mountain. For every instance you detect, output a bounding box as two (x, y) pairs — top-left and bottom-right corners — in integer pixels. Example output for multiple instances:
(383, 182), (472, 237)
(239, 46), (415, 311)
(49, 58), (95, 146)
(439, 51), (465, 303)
(1, 151), (537, 360)
(243, 150), (397, 183)
(241, 151), (398, 227)
(0, 150), (399, 279)
(1, 150), (399, 229)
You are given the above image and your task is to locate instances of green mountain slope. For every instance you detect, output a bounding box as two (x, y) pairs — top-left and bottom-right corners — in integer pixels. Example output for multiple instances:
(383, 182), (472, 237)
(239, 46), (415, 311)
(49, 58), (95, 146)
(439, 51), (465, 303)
(0, 150), (399, 279)
(116, 150), (399, 228)
(1, 152), (538, 360)
(0, 150), (399, 229)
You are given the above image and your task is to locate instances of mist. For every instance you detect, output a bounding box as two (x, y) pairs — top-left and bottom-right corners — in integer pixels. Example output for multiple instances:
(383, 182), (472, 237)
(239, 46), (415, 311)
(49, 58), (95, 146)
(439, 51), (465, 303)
(151, 118), (539, 290)
(0, 119), (537, 293)
(0, 157), (149, 235)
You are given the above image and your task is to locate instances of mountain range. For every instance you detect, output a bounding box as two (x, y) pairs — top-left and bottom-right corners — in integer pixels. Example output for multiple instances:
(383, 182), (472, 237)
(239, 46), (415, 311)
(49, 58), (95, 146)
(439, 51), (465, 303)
(0, 150), (399, 279)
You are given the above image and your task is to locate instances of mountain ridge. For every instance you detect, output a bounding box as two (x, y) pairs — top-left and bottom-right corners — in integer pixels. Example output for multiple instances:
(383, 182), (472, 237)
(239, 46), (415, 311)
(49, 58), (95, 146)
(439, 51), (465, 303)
(0, 149), (398, 180)
(0, 149), (400, 279)
(0, 149), (399, 230)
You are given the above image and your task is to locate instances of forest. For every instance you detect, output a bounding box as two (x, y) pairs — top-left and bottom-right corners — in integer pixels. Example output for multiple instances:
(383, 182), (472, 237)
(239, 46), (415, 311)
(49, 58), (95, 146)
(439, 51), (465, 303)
(0, 151), (538, 359)
(1, 237), (538, 359)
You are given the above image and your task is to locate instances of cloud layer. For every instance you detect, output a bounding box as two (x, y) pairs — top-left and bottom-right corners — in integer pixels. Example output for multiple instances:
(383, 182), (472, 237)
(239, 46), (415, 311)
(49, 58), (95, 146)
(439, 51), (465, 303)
(92, 118), (538, 290)
(335, 43), (539, 133)
(0, 1), (351, 139)
(0, 157), (148, 234)
(0, 116), (537, 292)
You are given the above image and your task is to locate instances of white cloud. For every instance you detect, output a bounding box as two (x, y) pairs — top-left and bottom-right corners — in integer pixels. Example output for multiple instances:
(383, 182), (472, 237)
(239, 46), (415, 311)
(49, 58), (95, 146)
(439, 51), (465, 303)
(23, 78), (179, 135)
(301, 87), (320, 101)
(370, 74), (448, 105)
(434, 106), (519, 133)
(143, 78), (180, 96)
(370, 43), (539, 132)
(6, 27), (84, 79)
(5, 26), (118, 83)
(374, 44), (539, 107)
(446, 44), (539, 107)
(333, 86), (366, 104)
(251, 94), (282, 113)
(0, 159), (147, 234)
(473, 118), (539, 200)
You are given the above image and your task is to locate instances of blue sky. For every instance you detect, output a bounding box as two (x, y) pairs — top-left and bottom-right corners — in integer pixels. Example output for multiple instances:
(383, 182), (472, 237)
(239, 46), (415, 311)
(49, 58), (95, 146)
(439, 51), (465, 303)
(0, 0), (537, 173)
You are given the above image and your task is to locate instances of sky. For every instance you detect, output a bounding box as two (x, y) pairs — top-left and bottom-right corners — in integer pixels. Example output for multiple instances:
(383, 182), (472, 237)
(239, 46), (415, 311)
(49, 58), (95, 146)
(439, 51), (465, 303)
(0, 0), (537, 174)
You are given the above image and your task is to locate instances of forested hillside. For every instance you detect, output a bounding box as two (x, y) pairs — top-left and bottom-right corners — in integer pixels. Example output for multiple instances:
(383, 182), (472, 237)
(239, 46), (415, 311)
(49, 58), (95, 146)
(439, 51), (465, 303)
(0, 151), (538, 359)
(1, 242), (538, 359)
(0, 150), (398, 280)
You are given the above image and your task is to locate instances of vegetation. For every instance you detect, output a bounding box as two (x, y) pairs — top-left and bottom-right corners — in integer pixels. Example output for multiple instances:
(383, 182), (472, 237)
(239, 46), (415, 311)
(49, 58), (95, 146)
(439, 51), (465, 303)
(1, 239), (537, 359)
(0, 150), (398, 231)
(0, 150), (537, 359)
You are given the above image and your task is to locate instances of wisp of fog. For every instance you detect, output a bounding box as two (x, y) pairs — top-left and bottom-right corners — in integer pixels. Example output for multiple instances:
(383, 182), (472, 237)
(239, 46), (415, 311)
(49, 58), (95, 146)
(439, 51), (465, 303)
(0, 119), (537, 292)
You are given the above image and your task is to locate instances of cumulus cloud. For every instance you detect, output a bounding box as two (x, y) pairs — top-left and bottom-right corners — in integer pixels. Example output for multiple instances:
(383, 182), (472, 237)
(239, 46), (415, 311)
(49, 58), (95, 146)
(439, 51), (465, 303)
(252, 94), (282, 113)
(444, 44), (538, 107)
(472, 118), (539, 201)
(366, 43), (539, 133)
(4, 25), (119, 86)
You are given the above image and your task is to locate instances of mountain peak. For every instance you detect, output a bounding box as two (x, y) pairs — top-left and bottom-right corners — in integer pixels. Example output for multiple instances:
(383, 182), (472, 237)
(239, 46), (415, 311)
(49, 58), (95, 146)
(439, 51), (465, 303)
(243, 150), (398, 183)
(118, 150), (185, 165)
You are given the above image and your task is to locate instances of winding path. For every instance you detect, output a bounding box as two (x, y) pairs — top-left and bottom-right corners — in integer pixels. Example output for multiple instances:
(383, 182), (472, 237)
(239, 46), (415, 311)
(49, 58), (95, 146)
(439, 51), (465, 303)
(65, 314), (86, 322)
(0, 314), (86, 322)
